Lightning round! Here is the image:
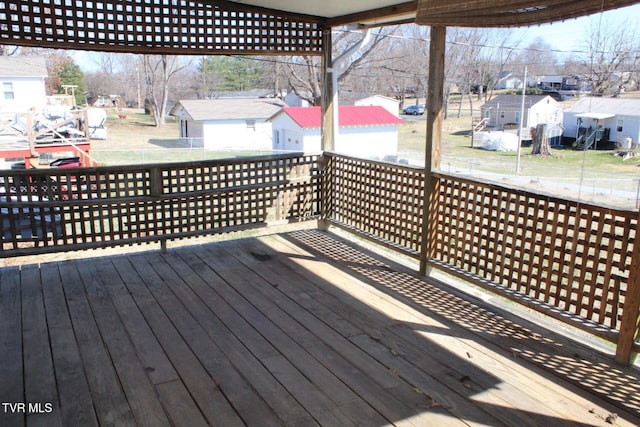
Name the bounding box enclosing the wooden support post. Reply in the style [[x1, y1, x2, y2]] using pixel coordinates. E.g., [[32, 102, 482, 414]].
[[26, 112, 36, 158], [320, 27, 333, 227], [419, 26, 446, 276], [615, 211, 640, 365], [321, 28, 334, 154], [150, 167, 163, 197], [83, 108, 90, 141]]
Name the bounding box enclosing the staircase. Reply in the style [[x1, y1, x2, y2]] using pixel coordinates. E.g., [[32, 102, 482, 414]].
[[576, 128, 604, 150], [471, 118, 489, 148]]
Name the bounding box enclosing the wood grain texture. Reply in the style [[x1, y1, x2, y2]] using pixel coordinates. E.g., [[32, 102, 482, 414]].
[[4, 231, 640, 426]]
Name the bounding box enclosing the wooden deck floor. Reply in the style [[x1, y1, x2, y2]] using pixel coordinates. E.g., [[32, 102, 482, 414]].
[[1, 229, 640, 427]]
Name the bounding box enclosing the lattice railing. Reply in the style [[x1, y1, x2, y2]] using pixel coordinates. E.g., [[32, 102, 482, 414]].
[[323, 153, 639, 353], [0, 153, 321, 256], [0, 0, 324, 55], [323, 153, 425, 255], [2, 152, 638, 361], [429, 174, 637, 335]]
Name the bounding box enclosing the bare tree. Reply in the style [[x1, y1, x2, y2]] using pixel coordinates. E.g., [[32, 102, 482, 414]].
[[441, 28, 521, 118], [143, 55, 191, 127], [284, 55, 323, 105], [282, 27, 400, 105], [394, 25, 429, 105], [512, 37, 560, 81], [578, 16, 640, 96]]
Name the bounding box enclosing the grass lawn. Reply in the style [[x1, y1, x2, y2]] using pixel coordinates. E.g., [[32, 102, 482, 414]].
[[94, 108, 640, 202], [398, 116, 640, 178]]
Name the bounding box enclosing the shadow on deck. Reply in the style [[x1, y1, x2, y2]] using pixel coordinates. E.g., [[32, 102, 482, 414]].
[[1, 229, 639, 426]]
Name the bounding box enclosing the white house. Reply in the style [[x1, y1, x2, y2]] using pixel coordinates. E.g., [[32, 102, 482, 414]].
[[494, 71, 524, 90], [563, 97, 640, 147], [270, 106, 404, 159], [0, 56, 48, 113], [480, 94, 563, 130], [169, 98, 284, 150], [354, 95, 401, 117]]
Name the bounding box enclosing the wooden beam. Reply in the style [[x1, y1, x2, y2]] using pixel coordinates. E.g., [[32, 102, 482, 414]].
[[321, 28, 335, 153], [320, 28, 334, 226], [419, 26, 445, 276], [416, 0, 638, 27], [327, 1, 418, 27], [615, 211, 640, 365]]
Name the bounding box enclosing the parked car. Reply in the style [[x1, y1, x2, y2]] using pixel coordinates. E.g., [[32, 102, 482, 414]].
[[403, 104, 425, 115]]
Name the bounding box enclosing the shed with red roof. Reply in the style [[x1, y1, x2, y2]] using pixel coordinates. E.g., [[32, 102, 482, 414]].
[[270, 106, 403, 159]]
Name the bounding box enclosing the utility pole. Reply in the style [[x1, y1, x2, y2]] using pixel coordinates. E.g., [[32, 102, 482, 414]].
[[516, 66, 527, 174], [136, 67, 141, 109]]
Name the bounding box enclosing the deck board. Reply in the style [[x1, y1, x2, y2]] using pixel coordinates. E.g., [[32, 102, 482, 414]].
[[40, 262, 99, 427], [0, 267, 24, 427], [2, 230, 640, 426], [21, 265, 62, 427]]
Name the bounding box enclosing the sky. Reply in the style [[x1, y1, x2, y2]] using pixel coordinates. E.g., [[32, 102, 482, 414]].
[[516, 4, 640, 54]]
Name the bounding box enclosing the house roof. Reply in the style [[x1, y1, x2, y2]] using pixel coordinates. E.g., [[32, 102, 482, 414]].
[[482, 95, 555, 110], [564, 97, 640, 117], [0, 56, 47, 78], [278, 106, 404, 128], [354, 94, 400, 105], [170, 98, 285, 121]]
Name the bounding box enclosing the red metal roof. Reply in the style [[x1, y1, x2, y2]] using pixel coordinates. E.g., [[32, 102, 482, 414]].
[[282, 106, 403, 128]]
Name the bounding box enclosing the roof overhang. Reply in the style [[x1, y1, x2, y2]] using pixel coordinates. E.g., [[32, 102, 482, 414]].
[[415, 0, 639, 28], [575, 113, 616, 120]]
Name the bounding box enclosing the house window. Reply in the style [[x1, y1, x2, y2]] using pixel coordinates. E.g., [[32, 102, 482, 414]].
[[3, 82, 14, 100], [617, 119, 623, 132], [273, 130, 280, 145], [246, 120, 256, 130]]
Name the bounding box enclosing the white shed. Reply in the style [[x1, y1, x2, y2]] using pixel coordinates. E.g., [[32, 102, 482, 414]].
[[170, 98, 284, 150], [563, 97, 640, 147], [270, 106, 404, 160], [0, 57, 48, 113], [354, 95, 401, 117]]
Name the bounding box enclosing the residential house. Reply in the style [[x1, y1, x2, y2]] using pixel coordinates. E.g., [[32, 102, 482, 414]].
[[170, 98, 284, 150], [537, 75, 589, 92], [494, 71, 524, 90], [480, 94, 563, 130], [563, 97, 640, 148], [0, 56, 48, 113], [270, 106, 404, 159]]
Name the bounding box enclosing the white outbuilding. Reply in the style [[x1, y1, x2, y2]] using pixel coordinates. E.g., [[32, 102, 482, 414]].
[[170, 98, 284, 150], [270, 105, 404, 160]]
